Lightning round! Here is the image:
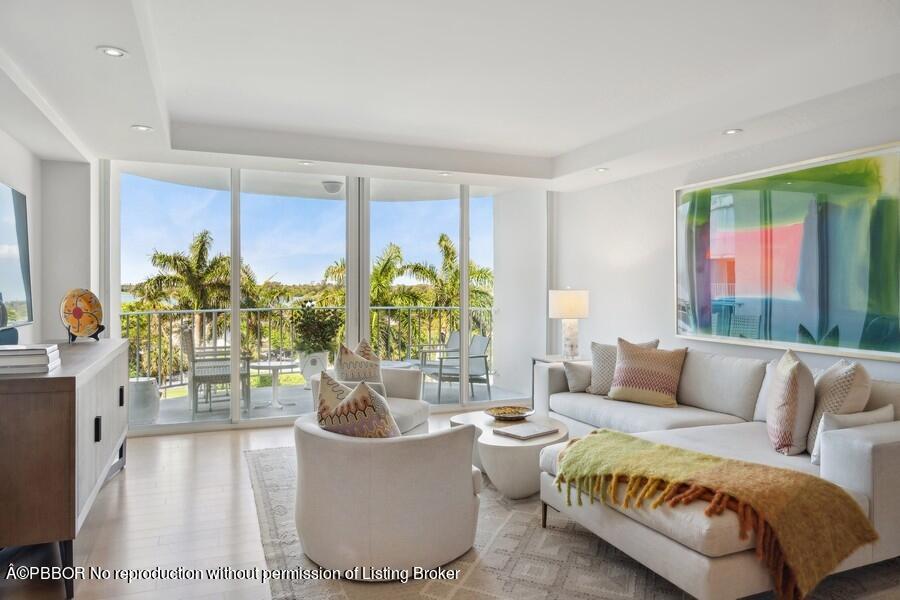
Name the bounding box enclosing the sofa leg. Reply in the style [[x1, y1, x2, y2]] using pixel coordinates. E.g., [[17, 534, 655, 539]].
[[541, 502, 548, 528]]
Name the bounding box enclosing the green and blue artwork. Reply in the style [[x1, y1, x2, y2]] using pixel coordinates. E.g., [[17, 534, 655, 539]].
[[676, 149, 900, 354]]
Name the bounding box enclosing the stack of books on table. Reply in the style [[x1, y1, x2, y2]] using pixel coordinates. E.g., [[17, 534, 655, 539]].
[[0, 343, 61, 375]]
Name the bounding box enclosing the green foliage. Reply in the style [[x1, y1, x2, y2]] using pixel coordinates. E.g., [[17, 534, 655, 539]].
[[290, 301, 344, 354]]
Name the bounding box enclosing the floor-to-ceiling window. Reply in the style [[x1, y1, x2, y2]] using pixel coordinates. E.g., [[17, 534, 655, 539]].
[[119, 164, 534, 432], [119, 164, 234, 427], [239, 170, 347, 420], [369, 179, 462, 405]]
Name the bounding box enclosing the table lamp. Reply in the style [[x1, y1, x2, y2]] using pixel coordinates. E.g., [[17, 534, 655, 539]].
[[549, 289, 589, 359]]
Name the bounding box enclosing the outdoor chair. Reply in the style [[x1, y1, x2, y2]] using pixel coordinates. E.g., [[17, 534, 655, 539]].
[[180, 329, 251, 415], [419, 334, 491, 403]]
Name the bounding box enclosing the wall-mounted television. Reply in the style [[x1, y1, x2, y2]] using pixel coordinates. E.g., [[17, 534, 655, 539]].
[[675, 145, 900, 360], [0, 181, 33, 329]]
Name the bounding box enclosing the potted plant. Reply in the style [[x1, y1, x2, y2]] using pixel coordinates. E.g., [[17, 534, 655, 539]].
[[291, 301, 343, 388]]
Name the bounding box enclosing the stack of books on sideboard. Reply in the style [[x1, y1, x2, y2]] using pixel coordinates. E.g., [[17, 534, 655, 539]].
[[0, 343, 61, 375]]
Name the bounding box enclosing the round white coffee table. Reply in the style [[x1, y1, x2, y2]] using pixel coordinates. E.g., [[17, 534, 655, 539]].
[[450, 411, 568, 499]]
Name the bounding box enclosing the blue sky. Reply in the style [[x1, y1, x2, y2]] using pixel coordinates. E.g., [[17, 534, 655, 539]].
[[121, 174, 494, 287]]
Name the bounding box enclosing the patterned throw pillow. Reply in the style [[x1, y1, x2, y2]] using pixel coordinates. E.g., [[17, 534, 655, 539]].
[[765, 350, 816, 455], [807, 360, 871, 463], [334, 340, 382, 383], [586, 339, 660, 395], [607, 339, 686, 408], [317, 372, 400, 438]]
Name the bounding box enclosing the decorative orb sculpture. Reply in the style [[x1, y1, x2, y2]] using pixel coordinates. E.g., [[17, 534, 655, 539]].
[[60, 288, 105, 342]]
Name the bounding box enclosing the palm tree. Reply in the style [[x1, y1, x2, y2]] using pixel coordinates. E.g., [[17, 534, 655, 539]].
[[404, 233, 494, 329], [134, 230, 257, 344], [404, 233, 493, 306]]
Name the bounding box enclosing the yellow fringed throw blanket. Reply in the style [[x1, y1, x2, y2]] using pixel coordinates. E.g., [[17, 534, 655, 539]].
[[554, 429, 877, 600]]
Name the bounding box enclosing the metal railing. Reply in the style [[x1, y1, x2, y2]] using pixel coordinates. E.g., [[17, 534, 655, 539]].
[[121, 305, 492, 389]]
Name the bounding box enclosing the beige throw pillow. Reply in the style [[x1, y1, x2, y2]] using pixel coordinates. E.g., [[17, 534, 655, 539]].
[[563, 361, 592, 392], [608, 339, 686, 408], [765, 350, 815, 455], [806, 360, 871, 462], [810, 405, 894, 465], [334, 340, 382, 383], [586, 338, 660, 395], [317, 372, 400, 438]]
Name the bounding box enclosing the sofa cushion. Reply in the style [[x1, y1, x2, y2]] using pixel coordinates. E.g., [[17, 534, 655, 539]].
[[807, 360, 872, 463], [586, 339, 659, 395], [386, 397, 430, 434], [865, 379, 900, 416], [677, 350, 766, 421], [549, 392, 743, 433], [563, 360, 592, 392], [765, 350, 816, 455], [539, 423, 869, 558], [608, 339, 687, 408]]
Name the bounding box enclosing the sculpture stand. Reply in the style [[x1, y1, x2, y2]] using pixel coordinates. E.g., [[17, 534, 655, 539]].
[[67, 324, 105, 343]]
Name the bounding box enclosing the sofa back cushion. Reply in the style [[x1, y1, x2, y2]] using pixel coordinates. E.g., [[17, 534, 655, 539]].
[[866, 379, 900, 419], [677, 350, 766, 421]]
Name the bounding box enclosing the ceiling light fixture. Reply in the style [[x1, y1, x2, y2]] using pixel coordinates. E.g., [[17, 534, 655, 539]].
[[437, 171, 452, 177], [594, 167, 609, 173], [97, 45, 128, 58], [722, 128, 743, 136], [322, 181, 344, 194], [297, 160, 315, 166], [130, 124, 154, 132]]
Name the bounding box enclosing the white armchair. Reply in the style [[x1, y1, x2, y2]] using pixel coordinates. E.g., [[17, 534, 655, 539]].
[[294, 418, 481, 576]]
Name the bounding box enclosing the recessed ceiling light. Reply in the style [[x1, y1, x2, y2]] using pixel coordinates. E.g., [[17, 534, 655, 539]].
[[437, 171, 452, 177], [594, 167, 609, 173], [297, 160, 315, 166], [130, 124, 154, 132], [722, 128, 743, 136], [97, 45, 128, 58]]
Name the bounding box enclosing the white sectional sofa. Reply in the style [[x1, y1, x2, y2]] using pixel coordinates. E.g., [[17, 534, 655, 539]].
[[534, 349, 900, 600]]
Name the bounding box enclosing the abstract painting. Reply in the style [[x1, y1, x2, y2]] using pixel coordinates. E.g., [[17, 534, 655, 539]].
[[676, 148, 900, 356]]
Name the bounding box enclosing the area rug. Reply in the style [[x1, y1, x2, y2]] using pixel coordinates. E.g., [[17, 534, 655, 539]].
[[246, 447, 900, 600]]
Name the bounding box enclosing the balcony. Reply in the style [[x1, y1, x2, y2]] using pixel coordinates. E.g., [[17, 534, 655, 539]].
[[122, 305, 524, 427]]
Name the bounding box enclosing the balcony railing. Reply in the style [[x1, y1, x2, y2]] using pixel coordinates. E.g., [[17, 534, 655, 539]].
[[121, 305, 492, 389]]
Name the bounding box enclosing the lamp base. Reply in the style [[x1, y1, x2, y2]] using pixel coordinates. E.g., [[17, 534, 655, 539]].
[[562, 319, 579, 360]]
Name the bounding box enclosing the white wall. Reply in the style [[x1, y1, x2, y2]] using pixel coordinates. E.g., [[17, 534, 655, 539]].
[[0, 127, 42, 343], [553, 106, 900, 382], [493, 188, 548, 396], [41, 160, 92, 341]]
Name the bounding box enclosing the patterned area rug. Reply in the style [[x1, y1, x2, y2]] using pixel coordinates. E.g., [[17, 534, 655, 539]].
[[246, 447, 900, 600]]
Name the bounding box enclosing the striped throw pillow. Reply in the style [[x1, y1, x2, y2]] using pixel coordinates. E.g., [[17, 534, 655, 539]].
[[765, 350, 815, 455], [608, 339, 686, 408], [586, 338, 660, 395]]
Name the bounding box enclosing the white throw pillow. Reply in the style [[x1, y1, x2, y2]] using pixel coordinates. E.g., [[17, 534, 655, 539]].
[[334, 340, 382, 384], [806, 360, 871, 461], [765, 350, 815, 455], [563, 361, 592, 392], [811, 405, 895, 465], [586, 338, 659, 395]]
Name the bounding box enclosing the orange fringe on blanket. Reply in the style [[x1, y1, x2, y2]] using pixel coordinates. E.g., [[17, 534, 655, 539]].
[[558, 474, 802, 600]]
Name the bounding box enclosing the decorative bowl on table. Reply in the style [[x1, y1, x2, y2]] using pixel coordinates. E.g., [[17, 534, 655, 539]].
[[485, 405, 535, 421]]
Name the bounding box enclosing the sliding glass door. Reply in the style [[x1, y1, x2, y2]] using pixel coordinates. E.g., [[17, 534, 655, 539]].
[[369, 179, 462, 406], [119, 164, 235, 427], [239, 170, 347, 421]]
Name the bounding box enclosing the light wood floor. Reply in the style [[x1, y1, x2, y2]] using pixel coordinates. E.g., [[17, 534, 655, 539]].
[[0, 415, 452, 600]]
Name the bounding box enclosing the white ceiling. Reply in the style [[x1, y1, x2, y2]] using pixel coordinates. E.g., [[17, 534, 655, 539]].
[[1, 0, 900, 190]]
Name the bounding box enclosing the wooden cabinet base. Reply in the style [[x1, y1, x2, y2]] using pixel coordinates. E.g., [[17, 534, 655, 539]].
[[0, 339, 129, 597]]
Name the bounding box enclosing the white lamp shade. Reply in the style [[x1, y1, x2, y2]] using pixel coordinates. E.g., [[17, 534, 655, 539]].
[[548, 289, 589, 319]]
